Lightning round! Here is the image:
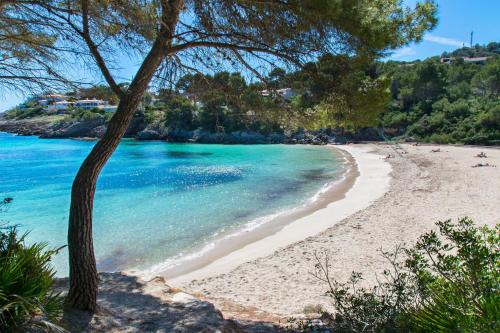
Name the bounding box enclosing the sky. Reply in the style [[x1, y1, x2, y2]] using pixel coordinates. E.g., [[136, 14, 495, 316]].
[[388, 0, 500, 61], [1, 0, 499, 112]]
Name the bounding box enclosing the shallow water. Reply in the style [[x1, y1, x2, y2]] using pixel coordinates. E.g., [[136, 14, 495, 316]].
[[0, 132, 344, 276]]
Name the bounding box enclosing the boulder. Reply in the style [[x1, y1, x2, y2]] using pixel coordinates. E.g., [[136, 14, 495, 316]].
[[136, 129, 161, 140], [44, 118, 105, 138]]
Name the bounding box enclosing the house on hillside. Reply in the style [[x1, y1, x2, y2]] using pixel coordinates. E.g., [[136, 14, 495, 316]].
[[277, 88, 296, 100], [37, 94, 68, 106], [101, 105, 118, 112], [75, 99, 118, 112], [47, 101, 74, 113], [463, 56, 490, 64], [45, 98, 118, 113], [180, 92, 204, 108], [260, 88, 296, 100], [75, 99, 106, 110], [440, 56, 491, 64]]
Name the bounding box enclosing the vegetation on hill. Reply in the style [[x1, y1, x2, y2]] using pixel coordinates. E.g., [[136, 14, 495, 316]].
[[4, 43, 499, 145], [152, 44, 499, 145], [379, 43, 500, 145], [443, 42, 500, 58], [311, 218, 499, 332]]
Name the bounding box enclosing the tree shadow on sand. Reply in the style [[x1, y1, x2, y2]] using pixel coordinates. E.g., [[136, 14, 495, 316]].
[[56, 273, 290, 332]]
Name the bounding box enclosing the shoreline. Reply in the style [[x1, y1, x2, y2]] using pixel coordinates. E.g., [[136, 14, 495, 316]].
[[139, 146, 357, 280], [0, 120, 340, 144], [183, 143, 499, 317], [162, 145, 392, 285]]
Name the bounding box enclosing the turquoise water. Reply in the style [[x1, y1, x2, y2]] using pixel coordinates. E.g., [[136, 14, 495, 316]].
[[0, 132, 345, 276]]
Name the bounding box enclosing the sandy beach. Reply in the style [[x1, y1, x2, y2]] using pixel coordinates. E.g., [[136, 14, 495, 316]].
[[164, 145, 391, 284], [51, 142, 499, 332], [173, 143, 499, 319]]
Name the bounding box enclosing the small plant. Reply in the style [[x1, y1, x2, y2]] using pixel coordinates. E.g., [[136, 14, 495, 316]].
[[313, 218, 499, 332], [0, 198, 65, 332], [312, 246, 417, 332], [303, 304, 324, 315]]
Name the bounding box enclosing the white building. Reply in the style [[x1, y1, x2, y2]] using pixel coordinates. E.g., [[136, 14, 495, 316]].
[[100, 105, 118, 113], [260, 88, 296, 100], [37, 94, 67, 106], [47, 101, 73, 112], [440, 56, 491, 64], [277, 88, 296, 100], [260, 89, 271, 97], [75, 99, 106, 110]]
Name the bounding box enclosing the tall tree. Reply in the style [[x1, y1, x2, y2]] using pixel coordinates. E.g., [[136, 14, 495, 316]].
[[3, 0, 437, 311]]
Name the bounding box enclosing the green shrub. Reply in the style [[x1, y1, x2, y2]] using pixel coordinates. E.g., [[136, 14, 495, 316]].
[[406, 219, 499, 333], [80, 110, 103, 121], [0, 198, 65, 332], [3, 107, 47, 120], [312, 218, 499, 332]]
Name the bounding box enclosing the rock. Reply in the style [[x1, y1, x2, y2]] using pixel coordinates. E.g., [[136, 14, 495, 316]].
[[3, 116, 373, 145], [125, 112, 147, 136], [240, 131, 266, 144], [136, 129, 161, 140], [268, 132, 285, 143], [44, 118, 106, 138], [0, 119, 52, 136], [91, 125, 107, 138], [171, 292, 199, 304], [55, 273, 249, 332]]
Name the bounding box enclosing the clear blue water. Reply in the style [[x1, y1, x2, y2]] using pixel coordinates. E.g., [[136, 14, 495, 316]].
[[0, 132, 344, 276]]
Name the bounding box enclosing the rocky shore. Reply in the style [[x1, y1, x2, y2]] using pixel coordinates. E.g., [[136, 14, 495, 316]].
[[0, 115, 380, 144]]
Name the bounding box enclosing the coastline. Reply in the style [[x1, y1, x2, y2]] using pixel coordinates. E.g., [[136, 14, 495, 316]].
[[0, 117, 378, 144], [138, 146, 358, 280], [161, 145, 392, 285], [182, 143, 499, 318]]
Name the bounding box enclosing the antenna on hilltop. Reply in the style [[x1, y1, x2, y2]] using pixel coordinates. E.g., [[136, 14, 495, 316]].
[[470, 31, 474, 48]]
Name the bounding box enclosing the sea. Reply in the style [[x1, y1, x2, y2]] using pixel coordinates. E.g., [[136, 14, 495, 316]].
[[0, 132, 347, 276]]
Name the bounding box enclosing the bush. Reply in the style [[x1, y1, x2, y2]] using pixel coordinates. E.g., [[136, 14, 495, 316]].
[[312, 218, 499, 332], [406, 218, 498, 332], [80, 110, 103, 121], [3, 107, 47, 120], [0, 198, 65, 332]]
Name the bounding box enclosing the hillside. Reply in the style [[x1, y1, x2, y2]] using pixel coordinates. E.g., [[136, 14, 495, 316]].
[[1, 43, 499, 145], [379, 42, 499, 145]]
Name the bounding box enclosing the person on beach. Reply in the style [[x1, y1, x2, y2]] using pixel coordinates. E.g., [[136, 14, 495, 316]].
[[472, 163, 496, 168], [475, 152, 487, 158]]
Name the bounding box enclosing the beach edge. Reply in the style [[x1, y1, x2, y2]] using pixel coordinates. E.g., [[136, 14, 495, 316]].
[[157, 144, 391, 285]]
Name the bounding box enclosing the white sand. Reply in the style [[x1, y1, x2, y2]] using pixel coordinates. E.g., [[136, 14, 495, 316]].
[[178, 143, 499, 318], [168, 145, 391, 285]]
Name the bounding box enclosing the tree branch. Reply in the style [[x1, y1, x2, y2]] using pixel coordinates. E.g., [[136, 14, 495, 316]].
[[80, 0, 124, 98], [230, 49, 268, 84], [169, 40, 303, 67]]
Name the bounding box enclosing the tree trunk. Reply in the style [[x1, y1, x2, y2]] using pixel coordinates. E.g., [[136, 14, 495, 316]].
[[65, 101, 137, 312], [65, 42, 172, 312], [64, 0, 183, 312]]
